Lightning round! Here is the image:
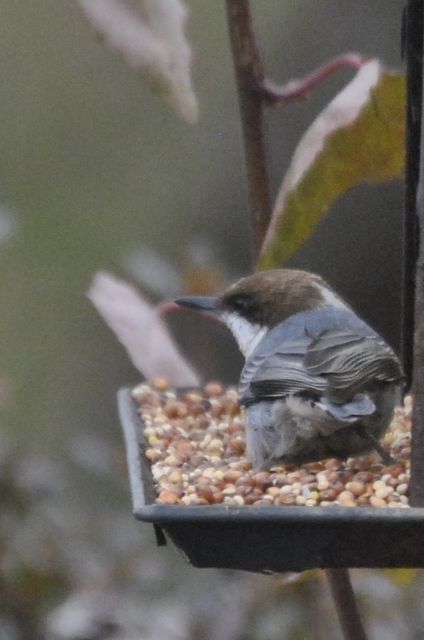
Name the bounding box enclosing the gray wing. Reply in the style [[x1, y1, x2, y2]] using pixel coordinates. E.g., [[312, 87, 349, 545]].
[[242, 328, 404, 406], [303, 330, 404, 401], [240, 333, 325, 404]]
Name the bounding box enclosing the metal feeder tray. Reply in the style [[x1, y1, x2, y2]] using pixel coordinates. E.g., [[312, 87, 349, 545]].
[[118, 387, 424, 573]]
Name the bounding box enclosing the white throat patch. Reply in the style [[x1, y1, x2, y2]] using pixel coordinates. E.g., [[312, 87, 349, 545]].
[[222, 312, 268, 358]]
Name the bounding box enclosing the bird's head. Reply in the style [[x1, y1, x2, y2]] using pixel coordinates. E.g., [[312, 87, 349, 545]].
[[175, 269, 344, 358]]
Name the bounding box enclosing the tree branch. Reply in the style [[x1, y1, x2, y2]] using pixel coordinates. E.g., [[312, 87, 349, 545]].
[[225, 0, 272, 261], [326, 569, 368, 640]]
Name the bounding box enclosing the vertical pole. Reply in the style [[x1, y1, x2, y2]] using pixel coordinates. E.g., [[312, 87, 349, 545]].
[[403, 0, 422, 389], [407, 0, 424, 506]]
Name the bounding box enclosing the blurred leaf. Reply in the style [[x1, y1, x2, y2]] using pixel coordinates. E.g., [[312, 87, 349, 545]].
[[78, 0, 198, 123], [182, 266, 227, 295], [46, 592, 119, 640], [182, 235, 229, 295], [384, 569, 418, 587], [259, 60, 405, 268], [88, 271, 199, 385], [122, 244, 183, 299], [14, 565, 70, 610]]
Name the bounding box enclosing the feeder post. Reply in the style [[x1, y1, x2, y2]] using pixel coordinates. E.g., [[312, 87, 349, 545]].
[[408, 0, 424, 507]]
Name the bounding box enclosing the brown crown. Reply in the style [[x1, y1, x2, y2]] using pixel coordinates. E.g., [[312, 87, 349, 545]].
[[219, 269, 331, 327]]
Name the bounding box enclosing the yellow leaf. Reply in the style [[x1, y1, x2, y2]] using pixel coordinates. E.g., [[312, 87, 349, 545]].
[[259, 60, 405, 269], [384, 568, 419, 587]]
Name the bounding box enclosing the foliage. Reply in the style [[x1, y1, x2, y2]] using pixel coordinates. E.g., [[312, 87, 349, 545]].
[[88, 272, 199, 386], [259, 61, 405, 268], [78, 0, 198, 123]]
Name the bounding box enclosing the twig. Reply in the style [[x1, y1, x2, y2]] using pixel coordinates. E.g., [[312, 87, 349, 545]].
[[225, 0, 272, 261], [259, 53, 365, 107], [326, 569, 368, 640]]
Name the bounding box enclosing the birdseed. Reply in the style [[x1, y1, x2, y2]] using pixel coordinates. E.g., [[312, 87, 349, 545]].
[[132, 379, 412, 508]]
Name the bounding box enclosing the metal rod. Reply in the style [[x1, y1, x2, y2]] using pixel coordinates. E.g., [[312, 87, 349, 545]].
[[411, 270, 424, 506], [407, 0, 424, 506], [403, 1, 422, 392], [225, 0, 272, 262], [326, 569, 368, 640]]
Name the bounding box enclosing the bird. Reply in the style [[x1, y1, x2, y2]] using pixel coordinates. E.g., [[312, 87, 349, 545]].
[[175, 269, 405, 469]]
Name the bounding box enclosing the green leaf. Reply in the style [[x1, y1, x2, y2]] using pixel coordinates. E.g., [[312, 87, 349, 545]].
[[259, 60, 405, 269]]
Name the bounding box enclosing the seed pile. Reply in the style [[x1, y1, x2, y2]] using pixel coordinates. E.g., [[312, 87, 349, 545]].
[[132, 379, 411, 508]]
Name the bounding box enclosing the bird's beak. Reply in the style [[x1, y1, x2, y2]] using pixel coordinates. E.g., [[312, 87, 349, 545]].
[[174, 296, 219, 312]]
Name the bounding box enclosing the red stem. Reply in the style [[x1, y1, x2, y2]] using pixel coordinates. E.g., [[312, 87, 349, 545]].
[[259, 53, 365, 106]]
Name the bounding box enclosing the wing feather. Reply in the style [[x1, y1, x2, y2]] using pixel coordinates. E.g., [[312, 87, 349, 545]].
[[242, 327, 404, 406], [303, 330, 404, 400]]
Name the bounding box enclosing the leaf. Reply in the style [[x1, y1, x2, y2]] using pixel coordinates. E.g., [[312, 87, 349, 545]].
[[122, 244, 184, 298], [383, 569, 418, 587], [259, 60, 405, 268], [78, 0, 198, 124], [88, 271, 199, 386]]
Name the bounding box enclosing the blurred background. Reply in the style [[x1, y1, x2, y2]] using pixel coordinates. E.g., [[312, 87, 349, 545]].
[[0, 1, 419, 639]]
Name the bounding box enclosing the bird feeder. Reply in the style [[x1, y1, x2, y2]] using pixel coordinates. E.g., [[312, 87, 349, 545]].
[[117, 1, 424, 575], [118, 387, 424, 573]]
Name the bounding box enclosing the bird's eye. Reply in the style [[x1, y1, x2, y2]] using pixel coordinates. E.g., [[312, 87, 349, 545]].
[[227, 294, 263, 323], [232, 296, 251, 312]]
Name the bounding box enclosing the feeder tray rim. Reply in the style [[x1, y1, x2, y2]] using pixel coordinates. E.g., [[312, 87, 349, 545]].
[[134, 503, 424, 524]]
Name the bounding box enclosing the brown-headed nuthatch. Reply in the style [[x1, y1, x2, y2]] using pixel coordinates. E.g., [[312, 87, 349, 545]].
[[176, 269, 404, 468]]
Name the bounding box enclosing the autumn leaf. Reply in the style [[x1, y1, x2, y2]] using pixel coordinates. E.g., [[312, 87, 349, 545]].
[[78, 0, 198, 124], [88, 272, 199, 386], [259, 60, 405, 269], [384, 569, 418, 587]]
